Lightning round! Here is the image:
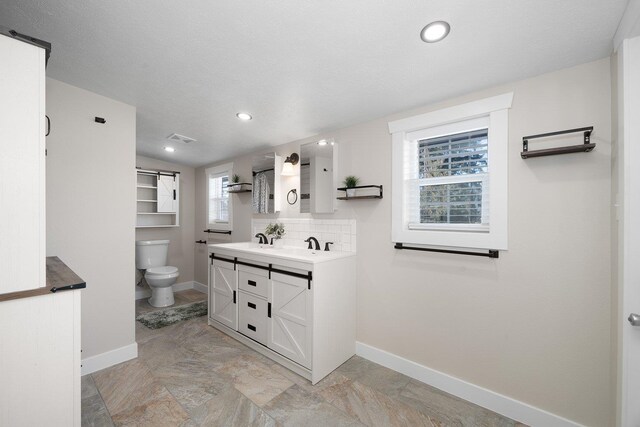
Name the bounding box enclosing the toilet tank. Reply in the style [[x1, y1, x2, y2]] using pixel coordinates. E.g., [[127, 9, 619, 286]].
[[135, 240, 170, 269]]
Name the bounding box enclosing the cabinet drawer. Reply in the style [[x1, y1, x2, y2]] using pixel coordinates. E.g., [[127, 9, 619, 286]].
[[238, 291, 268, 345], [238, 267, 268, 298]]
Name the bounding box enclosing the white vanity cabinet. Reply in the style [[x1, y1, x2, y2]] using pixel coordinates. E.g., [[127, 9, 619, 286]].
[[208, 243, 356, 384], [209, 257, 237, 330]]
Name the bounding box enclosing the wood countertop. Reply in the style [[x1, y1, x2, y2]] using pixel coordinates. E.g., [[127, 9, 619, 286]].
[[0, 256, 86, 302]]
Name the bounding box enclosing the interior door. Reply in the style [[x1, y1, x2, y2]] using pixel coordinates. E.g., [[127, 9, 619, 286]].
[[210, 260, 237, 330], [619, 34, 640, 427], [157, 174, 176, 212], [267, 272, 312, 368]]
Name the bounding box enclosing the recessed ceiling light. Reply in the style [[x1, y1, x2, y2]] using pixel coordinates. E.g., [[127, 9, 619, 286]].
[[236, 112, 252, 121], [317, 139, 327, 146], [420, 21, 450, 43], [164, 146, 175, 153]]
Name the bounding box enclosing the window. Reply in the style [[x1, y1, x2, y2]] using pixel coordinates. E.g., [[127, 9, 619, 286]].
[[389, 93, 513, 250], [206, 163, 233, 230]]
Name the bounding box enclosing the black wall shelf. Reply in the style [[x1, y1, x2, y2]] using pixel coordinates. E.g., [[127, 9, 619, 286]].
[[337, 185, 383, 200], [521, 126, 594, 159], [226, 183, 252, 193]]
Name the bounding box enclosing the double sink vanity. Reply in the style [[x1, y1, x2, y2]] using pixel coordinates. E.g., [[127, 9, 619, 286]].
[[207, 242, 355, 384]]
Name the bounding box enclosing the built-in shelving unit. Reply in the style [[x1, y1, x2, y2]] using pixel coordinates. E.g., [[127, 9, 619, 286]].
[[337, 185, 383, 200], [136, 168, 180, 228]]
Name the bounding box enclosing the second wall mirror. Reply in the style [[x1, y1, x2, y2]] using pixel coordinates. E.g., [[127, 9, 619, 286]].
[[300, 140, 337, 214], [252, 152, 281, 214]]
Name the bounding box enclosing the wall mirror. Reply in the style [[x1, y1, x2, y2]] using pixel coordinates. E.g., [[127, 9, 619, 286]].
[[300, 140, 337, 214], [252, 152, 281, 214]]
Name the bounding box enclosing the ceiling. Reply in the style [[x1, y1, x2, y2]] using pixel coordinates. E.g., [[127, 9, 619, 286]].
[[0, 1, 628, 167]]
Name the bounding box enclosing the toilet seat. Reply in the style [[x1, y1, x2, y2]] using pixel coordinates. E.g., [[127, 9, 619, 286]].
[[146, 266, 178, 276]]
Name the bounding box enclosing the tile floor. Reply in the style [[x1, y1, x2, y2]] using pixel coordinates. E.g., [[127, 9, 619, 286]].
[[82, 290, 527, 426]]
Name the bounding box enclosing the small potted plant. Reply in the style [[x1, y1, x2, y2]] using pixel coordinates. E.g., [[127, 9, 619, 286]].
[[343, 175, 360, 198], [228, 174, 247, 192], [264, 222, 286, 248]]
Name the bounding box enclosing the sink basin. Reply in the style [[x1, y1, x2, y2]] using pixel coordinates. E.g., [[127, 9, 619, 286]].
[[209, 242, 354, 263]]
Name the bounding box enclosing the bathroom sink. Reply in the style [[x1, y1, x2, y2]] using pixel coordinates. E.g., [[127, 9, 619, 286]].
[[209, 242, 354, 263]]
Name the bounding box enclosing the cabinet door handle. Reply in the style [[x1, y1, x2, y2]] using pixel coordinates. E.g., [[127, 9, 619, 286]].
[[268, 302, 271, 318], [247, 324, 256, 332], [248, 302, 256, 309], [247, 280, 257, 287], [233, 290, 236, 304]]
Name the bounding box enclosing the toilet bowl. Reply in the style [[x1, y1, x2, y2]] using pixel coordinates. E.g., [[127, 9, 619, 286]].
[[145, 266, 179, 307], [135, 240, 180, 308]]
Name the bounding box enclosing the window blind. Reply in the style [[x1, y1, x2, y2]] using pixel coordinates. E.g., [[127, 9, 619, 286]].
[[406, 127, 490, 231]]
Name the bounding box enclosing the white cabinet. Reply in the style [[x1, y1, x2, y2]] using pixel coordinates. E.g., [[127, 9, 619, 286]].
[[209, 258, 237, 330], [268, 272, 312, 368], [0, 33, 46, 294], [207, 246, 355, 384], [136, 169, 180, 227]]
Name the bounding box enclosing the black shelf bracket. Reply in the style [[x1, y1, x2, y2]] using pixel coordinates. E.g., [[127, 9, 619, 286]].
[[394, 243, 499, 259], [521, 126, 594, 159]]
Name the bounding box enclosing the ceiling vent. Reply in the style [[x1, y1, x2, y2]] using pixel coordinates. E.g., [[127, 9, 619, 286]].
[[166, 133, 196, 144]]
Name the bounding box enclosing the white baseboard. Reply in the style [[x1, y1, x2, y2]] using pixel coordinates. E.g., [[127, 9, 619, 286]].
[[135, 281, 207, 300], [193, 281, 208, 294], [81, 342, 138, 376], [355, 342, 583, 427]]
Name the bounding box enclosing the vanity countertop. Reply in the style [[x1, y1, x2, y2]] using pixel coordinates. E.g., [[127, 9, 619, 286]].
[[209, 242, 355, 265], [0, 256, 86, 302]]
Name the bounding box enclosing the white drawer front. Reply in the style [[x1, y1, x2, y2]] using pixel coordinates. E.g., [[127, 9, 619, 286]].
[[238, 291, 268, 345], [238, 268, 269, 298]]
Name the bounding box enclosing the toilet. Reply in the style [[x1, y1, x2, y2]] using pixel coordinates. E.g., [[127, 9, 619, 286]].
[[135, 240, 180, 307]]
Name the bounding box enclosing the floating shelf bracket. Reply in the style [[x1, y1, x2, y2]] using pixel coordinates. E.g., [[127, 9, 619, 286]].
[[521, 126, 594, 159]]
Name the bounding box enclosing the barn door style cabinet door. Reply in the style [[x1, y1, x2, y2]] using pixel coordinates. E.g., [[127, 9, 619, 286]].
[[209, 258, 238, 330], [208, 245, 356, 384], [268, 272, 313, 368], [0, 31, 46, 294]]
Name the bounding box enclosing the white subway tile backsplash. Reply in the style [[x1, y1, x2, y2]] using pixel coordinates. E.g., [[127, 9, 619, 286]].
[[251, 218, 356, 252]]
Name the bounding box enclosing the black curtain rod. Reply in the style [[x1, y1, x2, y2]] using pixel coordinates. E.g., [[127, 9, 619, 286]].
[[394, 243, 499, 259], [252, 168, 274, 176]]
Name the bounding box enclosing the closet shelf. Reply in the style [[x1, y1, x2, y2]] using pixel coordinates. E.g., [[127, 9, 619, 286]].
[[136, 185, 157, 189], [521, 126, 594, 159], [336, 185, 383, 200], [136, 199, 157, 203]]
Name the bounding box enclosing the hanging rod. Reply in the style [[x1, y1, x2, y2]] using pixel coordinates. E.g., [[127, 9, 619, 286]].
[[204, 229, 232, 235], [252, 168, 274, 176], [394, 243, 499, 259], [521, 126, 594, 159]]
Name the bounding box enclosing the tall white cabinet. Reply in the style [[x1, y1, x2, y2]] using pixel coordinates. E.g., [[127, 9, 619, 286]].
[[0, 31, 82, 427], [0, 32, 46, 294]]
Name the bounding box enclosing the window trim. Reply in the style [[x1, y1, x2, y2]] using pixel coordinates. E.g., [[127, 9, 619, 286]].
[[389, 93, 513, 250], [206, 162, 233, 231]]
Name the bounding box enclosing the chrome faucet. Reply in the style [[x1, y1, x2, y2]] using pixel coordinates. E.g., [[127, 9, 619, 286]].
[[304, 236, 320, 250], [255, 233, 268, 244]]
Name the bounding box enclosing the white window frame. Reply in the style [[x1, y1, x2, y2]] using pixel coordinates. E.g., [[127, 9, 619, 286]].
[[389, 93, 513, 250], [206, 162, 233, 231]]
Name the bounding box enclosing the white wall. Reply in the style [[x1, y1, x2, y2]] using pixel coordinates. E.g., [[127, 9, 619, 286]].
[[135, 156, 196, 288], [195, 58, 612, 426], [46, 79, 136, 363]]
